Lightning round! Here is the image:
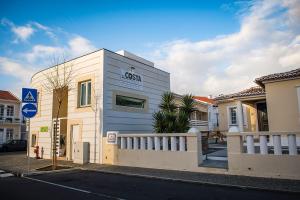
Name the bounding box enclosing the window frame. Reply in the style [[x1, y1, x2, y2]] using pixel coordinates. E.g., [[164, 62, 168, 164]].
[[79, 80, 92, 107], [6, 105, 14, 117], [0, 104, 4, 117], [228, 106, 238, 125], [112, 90, 149, 113], [116, 95, 146, 109]]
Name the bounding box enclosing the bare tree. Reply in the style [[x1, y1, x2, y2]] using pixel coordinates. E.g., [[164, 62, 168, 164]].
[[43, 56, 73, 170], [91, 85, 101, 163]]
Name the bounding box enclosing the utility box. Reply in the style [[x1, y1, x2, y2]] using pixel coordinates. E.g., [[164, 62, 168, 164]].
[[73, 142, 89, 164]]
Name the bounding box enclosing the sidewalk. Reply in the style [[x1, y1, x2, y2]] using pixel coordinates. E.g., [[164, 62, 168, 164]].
[[1, 152, 300, 193]]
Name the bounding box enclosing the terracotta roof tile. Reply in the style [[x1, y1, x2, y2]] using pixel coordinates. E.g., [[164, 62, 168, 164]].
[[193, 96, 215, 104], [0, 90, 20, 102], [214, 86, 265, 101], [255, 68, 300, 86]]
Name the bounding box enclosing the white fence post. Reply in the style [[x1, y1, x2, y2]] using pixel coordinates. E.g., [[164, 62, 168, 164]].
[[273, 135, 282, 155], [246, 135, 255, 154], [259, 135, 268, 155], [140, 137, 146, 150], [120, 137, 126, 149], [179, 136, 185, 151], [127, 137, 132, 150], [162, 136, 168, 151], [171, 136, 176, 151], [288, 134, 297, 155], [154, 136, 160, 151], [133, 137, 139, 150], [147, 136, 153, 150]]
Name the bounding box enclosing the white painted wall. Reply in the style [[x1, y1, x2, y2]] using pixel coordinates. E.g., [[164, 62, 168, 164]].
[[102, 50, 170, 135], [29, 49, 170, 163]]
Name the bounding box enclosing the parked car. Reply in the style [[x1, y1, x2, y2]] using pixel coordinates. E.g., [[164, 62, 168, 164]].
[[1, 140, 27, 152]]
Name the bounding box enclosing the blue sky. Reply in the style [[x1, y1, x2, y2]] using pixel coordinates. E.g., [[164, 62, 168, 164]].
[[1, 0, 300, 96], [0, 0, 239, 53]]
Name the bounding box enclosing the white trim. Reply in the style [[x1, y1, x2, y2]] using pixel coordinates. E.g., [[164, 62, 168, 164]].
[[79, 80, 92, 107], [227, 106, 238, 127], [242, 104, 248, 128]]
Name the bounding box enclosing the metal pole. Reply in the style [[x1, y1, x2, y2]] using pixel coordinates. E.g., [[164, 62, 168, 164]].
[[27, 118, 30, 174]]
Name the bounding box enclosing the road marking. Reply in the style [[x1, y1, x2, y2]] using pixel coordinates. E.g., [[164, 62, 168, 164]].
[[22, 176, 126, 200], [0, 173, 14, 178]]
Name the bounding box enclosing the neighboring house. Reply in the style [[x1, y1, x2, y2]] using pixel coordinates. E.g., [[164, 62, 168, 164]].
[[0, 90, 25, 147], [29, 49, 170, 163], [215, 68, 300, 145], [173, 94, 209, 132], [193, 96, 218, 131]]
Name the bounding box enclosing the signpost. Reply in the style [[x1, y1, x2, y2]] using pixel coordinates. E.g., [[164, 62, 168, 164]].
[[22, 88, 38, 174]]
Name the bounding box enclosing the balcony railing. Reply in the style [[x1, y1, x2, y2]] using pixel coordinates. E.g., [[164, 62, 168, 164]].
[[189, 120, 209, 131], [0, 117, 24, 125]]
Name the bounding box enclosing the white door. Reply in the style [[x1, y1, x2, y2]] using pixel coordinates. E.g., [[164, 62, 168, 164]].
[[71, 125, 80, 160]]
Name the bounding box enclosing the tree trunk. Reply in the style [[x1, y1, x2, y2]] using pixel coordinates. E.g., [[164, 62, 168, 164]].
[[52, 102, 61, 170]]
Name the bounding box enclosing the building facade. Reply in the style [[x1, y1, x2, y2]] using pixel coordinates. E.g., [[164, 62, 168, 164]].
[[215, 68, 300, 144], [29, 49, 170, 163], [0, 90, 25, 147]]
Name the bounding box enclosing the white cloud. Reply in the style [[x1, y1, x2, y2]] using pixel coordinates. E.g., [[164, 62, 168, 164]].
[[0, 57, 36, 85], [68, 35, 97, 57], [12, 25, 35, 42], [150, 0, 300, 96], [23, 35, 96, 64], [24, 45, 64, 63], [1, 18, 35, 42]]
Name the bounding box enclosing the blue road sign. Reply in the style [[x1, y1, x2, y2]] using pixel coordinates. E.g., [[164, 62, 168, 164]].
[[22, 88, 37, 103], [22, 103, 37, 118]]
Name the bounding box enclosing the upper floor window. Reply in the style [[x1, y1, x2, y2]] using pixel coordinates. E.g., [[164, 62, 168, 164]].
[[79, 80, 91, 107], [6, 105, 14, 117], [0, 104, 4, 117], [229, 107, 237, 125]]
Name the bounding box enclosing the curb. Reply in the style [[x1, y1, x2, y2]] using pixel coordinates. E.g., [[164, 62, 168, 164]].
[[80, 167, 300, 194]]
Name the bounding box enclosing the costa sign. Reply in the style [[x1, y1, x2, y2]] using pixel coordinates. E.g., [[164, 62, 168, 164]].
[[120, 69, 143, 90], [121, 71, 142, 82]]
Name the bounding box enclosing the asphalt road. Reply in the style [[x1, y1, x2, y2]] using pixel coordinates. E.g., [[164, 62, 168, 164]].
[[0, 170, 299, 200]]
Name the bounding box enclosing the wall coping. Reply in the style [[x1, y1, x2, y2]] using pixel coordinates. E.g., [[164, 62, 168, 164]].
[[118, 133, 198, 137], [226, 131, 300, 136]]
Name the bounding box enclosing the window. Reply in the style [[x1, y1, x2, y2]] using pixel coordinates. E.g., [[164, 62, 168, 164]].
[[79, 80, 91, 107], [229, 107, 237, 125], [242, 104, 248, 127], [6, 129, 13, 141], [31, 134, 37, 147], [116, 95, 146, 108], [0, 104, 4, 117], [6, 105, 14, 116]]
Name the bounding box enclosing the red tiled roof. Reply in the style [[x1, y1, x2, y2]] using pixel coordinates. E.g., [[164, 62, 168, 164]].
[[214, 86, 265, 101], [255, 68, 300, 87], [193, 96, 215, 104], [0, 90, 20, 102]]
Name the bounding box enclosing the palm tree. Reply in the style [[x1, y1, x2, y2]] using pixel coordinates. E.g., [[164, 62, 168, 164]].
[[153, 92, 195, 133]]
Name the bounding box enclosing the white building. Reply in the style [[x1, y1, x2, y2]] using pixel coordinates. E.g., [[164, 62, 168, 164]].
[[0, 90, 26, 147], [29, 49, 170, 163], [193, 96, 218, 131]]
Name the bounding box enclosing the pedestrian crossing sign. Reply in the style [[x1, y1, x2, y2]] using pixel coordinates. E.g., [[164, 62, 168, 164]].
[[22, 88, 37, 103]]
